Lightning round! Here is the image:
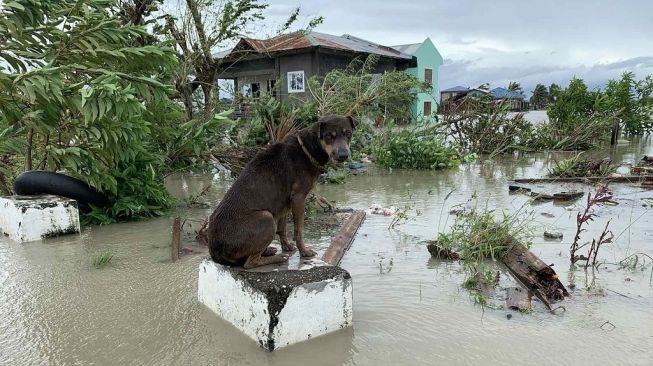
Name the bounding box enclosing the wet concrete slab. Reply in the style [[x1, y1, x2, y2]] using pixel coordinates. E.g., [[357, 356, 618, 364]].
[[198, 257, 353, 351]]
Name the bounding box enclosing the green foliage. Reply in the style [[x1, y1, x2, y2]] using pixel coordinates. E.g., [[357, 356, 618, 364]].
[[437, 205, 533, 263], [547, 154, 614, 178], [547, 73, 653, 137], [307, 54, 430, 123], [373, 123, 459, 169], [237, 94, 318, 146], [0, 0, 179, 223], [547, 78, 604, 131], [319, 166, 348, 184], [442, 94, 534, 155], [602, 72, 653, 135], [91, 249, 114, 268], [529, 84, 550, 110], [350, 120, 377, 160]]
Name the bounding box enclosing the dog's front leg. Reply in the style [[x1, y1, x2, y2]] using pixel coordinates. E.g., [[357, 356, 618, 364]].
[[291, 193, 316, 257]]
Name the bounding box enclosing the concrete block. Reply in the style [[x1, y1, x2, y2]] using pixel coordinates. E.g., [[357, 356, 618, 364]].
[[198, 258, 353, 351], [0, 195, 80, 242]]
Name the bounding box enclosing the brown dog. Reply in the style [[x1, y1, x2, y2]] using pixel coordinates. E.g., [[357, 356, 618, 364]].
[[208, 115, 356, 269]]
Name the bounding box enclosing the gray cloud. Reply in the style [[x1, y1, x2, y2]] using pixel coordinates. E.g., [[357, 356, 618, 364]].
[[259, 0, 653, 93]]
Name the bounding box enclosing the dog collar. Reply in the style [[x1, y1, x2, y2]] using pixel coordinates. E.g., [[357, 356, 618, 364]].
[[297, 135, 326, 173]]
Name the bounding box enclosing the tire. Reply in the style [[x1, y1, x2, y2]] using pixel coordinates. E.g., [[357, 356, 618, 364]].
[[14, 171, 109, 211]]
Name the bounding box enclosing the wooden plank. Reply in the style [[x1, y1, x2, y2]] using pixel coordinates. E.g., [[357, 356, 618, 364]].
[[172, 217, 181, 262], [322, 211, 366, 266], [501, 243, 569, 310], [513, 176, 649, 184]]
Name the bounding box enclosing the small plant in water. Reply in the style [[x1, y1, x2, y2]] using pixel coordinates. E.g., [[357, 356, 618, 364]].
[[570, 184, 614, 266], [92, 249, 114, 268]]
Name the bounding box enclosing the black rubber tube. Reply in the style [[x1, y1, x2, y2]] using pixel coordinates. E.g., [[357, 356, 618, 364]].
[[14, 171, 109, 211]]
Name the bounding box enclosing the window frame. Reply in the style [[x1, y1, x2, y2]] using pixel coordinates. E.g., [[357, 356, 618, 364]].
[[287, 71, 305, 93], [424, 68, 433, 85]]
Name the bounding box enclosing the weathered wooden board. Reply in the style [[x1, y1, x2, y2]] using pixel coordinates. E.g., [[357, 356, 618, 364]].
[[322, 211, 366, 266], [501, 243, 569, 310]]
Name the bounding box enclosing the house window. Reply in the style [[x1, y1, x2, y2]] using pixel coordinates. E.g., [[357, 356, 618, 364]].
[[424, 101, 432, 116], [287, 71, 305, 93], [424, 68, 433, 85]]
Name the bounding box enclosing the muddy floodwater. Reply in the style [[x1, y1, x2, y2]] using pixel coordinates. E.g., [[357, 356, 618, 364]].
[[2, 138, 652, 365]]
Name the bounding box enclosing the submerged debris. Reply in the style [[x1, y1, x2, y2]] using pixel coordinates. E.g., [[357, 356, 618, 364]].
[[548, 155, 615, 178], [543, 231, 563, 240], [506, 287, 532, 312], [426, 241, 462, 260]]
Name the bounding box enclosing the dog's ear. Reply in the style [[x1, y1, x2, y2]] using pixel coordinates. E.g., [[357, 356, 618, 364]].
[[347, 115, 357, 130]]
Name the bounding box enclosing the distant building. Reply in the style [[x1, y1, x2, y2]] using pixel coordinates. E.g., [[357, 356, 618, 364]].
[[392, 38, 443, 121], [489, 87, 529, 111], [440, 86, 488, 104], [214, 31, 416, 105], [440, 86, 529, 111]]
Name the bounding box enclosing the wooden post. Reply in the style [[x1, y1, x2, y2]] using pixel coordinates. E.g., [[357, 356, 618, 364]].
[[322, 211, 366, 266], [172, 217, 181, 262]]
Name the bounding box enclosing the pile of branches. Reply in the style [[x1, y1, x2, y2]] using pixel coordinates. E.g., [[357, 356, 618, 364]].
[[548, 155, 615, 178], [210, 146, 261, 176]]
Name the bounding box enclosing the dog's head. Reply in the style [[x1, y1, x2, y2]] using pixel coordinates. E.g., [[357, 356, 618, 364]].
[[316, 115, 357, 163]]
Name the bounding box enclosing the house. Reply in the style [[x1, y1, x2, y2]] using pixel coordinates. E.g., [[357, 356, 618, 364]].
[[440, 86, 529, 111], [214, 31, 416, 105], [391, 38, 443, 121], [440, 86, 488, 103], [489, 87, 529, 111]]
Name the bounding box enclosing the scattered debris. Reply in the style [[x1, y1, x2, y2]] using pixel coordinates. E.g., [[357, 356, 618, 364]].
[[501, 243, 569, 310], [541, 212, 556, 218], [365, 203, 397, 216], [426, 241, 462, 260], [552, 191, 585, 201], [464, 270, 500, 296], [642, 198, 653, 207], [509, 185, 531, 193], [506, 287, 532, 311], [544, 231, 563, 240], [548, 155, 614, 178]]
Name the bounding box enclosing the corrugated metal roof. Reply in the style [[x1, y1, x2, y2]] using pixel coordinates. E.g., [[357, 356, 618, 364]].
[[391, 43, 421, 55], [214, 31, 414, 60], [490, 87, 525, 99], [441, 86, 470, 92]]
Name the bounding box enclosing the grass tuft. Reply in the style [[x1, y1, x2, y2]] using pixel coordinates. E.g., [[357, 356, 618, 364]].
[[91, 249, 114, 268]]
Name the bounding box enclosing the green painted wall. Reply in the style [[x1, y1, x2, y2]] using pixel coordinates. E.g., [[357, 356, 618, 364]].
[[405, 38, 443, 122]]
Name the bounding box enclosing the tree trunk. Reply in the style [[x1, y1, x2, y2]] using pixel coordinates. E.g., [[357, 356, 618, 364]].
[[25, 128, 34, 171], [201, 83, 214, 117]]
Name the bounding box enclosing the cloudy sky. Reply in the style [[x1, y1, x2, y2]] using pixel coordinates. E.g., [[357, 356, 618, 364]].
[[259, 0, 653, 94]]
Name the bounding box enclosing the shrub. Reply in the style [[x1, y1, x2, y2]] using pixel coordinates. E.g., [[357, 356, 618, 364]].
[[442, 95, 533, 155], [373, 124, 459, 169]]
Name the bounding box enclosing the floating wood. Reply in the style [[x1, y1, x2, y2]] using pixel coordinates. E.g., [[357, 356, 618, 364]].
[[426, 242, 461, 260], [322, 211, 366, 266], [501, 243, 569, 310], [506, 287, 532, 311], [552, 191, 585, 201], [513, 176, 648, 184], [172, 217, 181, 262]]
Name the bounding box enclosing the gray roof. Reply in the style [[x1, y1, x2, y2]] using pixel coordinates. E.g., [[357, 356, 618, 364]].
[[213, 31, 414, 61], [441, 86, 470, 93], [391, 43, 421, 55]]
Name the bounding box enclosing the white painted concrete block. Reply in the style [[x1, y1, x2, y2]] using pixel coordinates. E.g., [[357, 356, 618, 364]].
[[198, 258, 353, 351], [0, 195, 80, 242]]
